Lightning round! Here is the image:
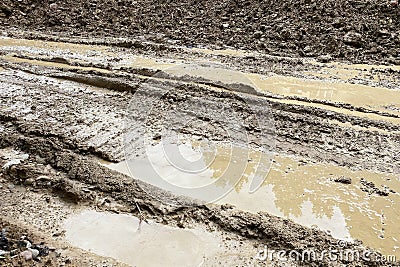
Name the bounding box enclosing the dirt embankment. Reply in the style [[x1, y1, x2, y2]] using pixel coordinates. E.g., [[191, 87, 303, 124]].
[[1, 0, 400, 64]]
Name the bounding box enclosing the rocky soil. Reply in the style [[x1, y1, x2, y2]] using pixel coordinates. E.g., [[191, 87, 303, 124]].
[[1, 0, 400, 64]]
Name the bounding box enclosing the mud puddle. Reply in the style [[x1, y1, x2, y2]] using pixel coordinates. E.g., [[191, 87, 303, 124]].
[[101, 139, 273, 202], [0, 37, 179, 71], [101, 139, 400, 258], [2, 37, 400, 122], [64, 210, 220, 267], [1, 55, 112, 73], [248, 74, 400, 117], [222, 155, 400, 258], [165, 64, 400, 123]]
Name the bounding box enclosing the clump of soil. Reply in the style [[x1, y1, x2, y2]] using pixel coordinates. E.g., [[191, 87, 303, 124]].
[[1, 0, 400, 64]]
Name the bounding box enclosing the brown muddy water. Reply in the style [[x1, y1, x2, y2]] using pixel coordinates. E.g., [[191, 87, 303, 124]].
[[248, 74, 400, 117], [101, 139, 400, 258], [64, 210, 220, 267]]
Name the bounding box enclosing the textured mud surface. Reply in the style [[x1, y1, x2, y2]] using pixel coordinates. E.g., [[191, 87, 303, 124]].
[[0, 1, 400, 266], [0, 34, 399, 266]]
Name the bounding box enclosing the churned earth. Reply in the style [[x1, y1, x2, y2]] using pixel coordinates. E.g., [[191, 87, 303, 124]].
[[0, 1, 400, 266], [1, 0, 400, 64]]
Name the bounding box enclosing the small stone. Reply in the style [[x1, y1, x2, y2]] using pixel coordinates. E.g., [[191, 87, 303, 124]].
[[36, 175, 52, 182], [20, 250, 33, 261], [334, 176, 352, 184], [49, 3, 58, 9], [24, 178, 35, 186], [253, 30, 263, 39], [343, 31, 363, 47], [29, 248, 40, 259], [317, 54, 332, 63], [222, 23, 229, 28]]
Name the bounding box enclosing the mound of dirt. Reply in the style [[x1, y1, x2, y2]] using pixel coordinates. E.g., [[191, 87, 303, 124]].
[[1, 0, 400, 64]]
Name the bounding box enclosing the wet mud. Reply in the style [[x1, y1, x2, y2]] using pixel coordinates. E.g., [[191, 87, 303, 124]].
[[0, 31, 399, 267]]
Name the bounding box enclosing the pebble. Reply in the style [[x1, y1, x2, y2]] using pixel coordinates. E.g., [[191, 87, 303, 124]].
[[24, 178, 35, 186], [253, 31, 263, 39], [334, 176, 352, 184], [29, 248, 40, 259], [317, 54, 332, 63], [343, 31, 363, 46], [36, 175, 52, 182], [20, 250, 33, 261], [49, 3, 58, 9]]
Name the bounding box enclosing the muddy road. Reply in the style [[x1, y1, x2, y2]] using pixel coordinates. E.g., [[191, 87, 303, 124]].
[[0, 10, 400, 267]]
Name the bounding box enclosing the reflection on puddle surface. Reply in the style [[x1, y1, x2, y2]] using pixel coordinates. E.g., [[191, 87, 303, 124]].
[[248, 74, 400, 117], [0, 37, 108, 53], [103, 140, 273, 202], [64, 210, 219, 267], [101, 141, 400, 258], [165, 64, 252, 86]]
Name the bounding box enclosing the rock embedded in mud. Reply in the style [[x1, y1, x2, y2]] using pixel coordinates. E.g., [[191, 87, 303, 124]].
[[24, 178, 35, 186], [49, 3, 58, 10], [317, 54, 332, 63], [253, 31, 263, 39], [343, 31, 363, 47], [28, 248, 39, 259], [334, 176, 352, 184], [32, 243, 49, 257], [20, 250, 33, 261]]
